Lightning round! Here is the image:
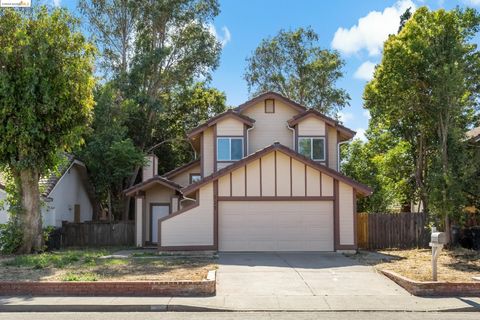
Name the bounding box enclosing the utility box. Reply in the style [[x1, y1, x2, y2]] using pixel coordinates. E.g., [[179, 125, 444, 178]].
[[431, 232, 447, 245]]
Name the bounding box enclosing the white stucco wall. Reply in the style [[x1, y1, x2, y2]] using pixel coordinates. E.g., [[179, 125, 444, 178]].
[[47, 164, 93, 227]]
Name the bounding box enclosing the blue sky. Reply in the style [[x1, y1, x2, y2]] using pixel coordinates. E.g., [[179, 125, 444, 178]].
[[53, 0, 480, 140]]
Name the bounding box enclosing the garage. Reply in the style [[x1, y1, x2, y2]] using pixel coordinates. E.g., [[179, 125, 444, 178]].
[[219, 201, 334, 252]]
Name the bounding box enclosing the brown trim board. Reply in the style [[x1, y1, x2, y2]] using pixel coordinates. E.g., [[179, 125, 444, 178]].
[[181, 143, 372, 196], [217, 196, 335, 201]]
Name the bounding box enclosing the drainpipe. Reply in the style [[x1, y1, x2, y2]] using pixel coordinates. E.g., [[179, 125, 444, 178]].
[[287, 124, 295, 149], [246, 125, 255, 154], [337, 139, 352, 172]]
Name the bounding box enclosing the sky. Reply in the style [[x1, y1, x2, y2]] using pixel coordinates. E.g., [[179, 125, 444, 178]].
[[51, 0, 480, 141]]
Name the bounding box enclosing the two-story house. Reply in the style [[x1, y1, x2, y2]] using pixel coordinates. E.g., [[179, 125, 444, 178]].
[[125, 92, 371, 252]]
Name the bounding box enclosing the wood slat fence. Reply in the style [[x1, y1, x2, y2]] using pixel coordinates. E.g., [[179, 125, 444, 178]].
[[61, 221, 134, 247], [357, 212, 429, 249]]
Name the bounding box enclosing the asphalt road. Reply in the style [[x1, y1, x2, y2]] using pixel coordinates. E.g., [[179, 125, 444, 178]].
[[0, 312, 478, 320]]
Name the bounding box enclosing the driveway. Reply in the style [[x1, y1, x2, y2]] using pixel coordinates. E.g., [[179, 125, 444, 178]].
[[217, 252, 408, 296]]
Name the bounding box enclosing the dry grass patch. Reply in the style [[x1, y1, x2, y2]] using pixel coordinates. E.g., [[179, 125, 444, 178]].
[[353, 248, 480, 282], [0, 249, 216, 282]]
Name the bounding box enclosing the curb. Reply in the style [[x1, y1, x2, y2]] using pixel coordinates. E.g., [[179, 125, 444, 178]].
[[1, 304, 479, 313]]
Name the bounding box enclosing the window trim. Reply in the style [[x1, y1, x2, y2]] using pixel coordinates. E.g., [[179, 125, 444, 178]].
[[189, 173, 202, 184], [264, 99, 275, 113], [298, 136, 326, 161], [216, 137, 244, 162]]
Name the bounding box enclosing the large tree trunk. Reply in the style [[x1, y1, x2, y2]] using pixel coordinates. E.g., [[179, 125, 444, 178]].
[[122, 165, 141, 221], [17, 168, 43, 253]]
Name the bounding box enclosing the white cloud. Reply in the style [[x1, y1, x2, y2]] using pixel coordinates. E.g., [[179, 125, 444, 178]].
[[338, 112, 354, 124], [332, 0, 416, 56], [53, 0, 61, 6], [207, 24, 231, 47], [355, 128, 368, 142], [464, 0, 480, 6], [354, 61, 376, 81]]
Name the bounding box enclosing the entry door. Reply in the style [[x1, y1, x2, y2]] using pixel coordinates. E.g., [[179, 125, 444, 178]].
[[151, 205, 169, 243]]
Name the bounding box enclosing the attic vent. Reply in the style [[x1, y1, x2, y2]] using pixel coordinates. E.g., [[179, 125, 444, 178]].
[[265, 99, 275, 113]]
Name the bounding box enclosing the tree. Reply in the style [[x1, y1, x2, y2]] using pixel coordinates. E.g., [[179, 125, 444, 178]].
[[0, 7, 95, 252], [78, 83, 145, 220], [80, 0, 223, 220], [244, 27, 350, 115], [364, 7, 480, 241]]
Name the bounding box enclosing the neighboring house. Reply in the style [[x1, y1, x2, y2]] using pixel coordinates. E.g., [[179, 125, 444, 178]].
[[0, 179, 8, 224], [125, 92, 372, 252], [0, 155, 96, 227]]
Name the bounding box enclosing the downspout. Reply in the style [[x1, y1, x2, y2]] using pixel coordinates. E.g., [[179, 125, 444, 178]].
[[287, 124, 295, 149], [246, 125, 255, 154], [337, 139, 352, 172]]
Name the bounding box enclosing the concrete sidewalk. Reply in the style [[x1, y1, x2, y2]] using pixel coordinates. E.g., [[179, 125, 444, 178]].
[[1, 295, 480, 312]]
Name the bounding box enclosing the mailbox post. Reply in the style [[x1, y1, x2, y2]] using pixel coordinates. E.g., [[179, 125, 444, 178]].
[[429, 228, 446, 281]]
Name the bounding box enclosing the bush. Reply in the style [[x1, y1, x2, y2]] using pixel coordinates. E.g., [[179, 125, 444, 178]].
[[0, 220, 23, 254]]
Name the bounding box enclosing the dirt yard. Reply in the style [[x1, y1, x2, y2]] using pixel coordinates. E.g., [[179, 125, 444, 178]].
[[353, 248, 480, 282], [0, 249, 216, 282]]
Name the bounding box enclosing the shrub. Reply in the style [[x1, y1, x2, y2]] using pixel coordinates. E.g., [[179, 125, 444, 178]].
[[0, 220, 22, 254]]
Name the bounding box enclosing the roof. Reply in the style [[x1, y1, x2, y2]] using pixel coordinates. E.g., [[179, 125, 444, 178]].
[[181, 142, 372, 196], [124, 176, 183, 197], [187, 109, 255, 139], [234, 91, 307, 113], [287, 109, 356, 139], [162, 159, 200, 179], [467, 126, 480, 142], [39, 154, 76, 197], [39, 154, 96, 206]]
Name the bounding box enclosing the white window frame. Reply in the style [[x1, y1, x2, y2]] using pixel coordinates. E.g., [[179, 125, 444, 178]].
[[298, 137, 326, 161], [217, 137, 244, 161]]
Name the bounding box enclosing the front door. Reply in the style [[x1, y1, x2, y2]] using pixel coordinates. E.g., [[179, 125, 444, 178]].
[[151, 204, 170, 244]]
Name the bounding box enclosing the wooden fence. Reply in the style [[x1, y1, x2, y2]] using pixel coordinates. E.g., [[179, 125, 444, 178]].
[[357, 212, 430, 249], [61, 221, 134, 247]]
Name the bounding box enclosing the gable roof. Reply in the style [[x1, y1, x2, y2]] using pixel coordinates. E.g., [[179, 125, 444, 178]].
[[162, 158, 201, 179], [187, 109, 255, 139], [234, 91, 307, 113], [288, 109, 356, 139], [124, 175, 183, 197], [39, 155, 96, 207], [181, 142, 372, 196]]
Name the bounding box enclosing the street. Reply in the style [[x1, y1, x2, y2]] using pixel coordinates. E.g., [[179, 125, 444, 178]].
[[0, 312, 478, 320]]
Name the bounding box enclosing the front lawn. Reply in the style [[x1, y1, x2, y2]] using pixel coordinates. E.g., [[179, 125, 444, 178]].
[[0, 248, 216, 282], [353, 248, 480, 282]]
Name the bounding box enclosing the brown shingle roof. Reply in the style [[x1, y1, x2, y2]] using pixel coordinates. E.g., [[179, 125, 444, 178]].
[[187, 109, 255, 139], [162, 159, 200, 179], [181, 142, 372, 196], [287, 109, 356, 139], [124, 176, 183, 197]]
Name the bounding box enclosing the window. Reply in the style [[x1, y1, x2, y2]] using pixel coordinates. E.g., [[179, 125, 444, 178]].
[[298, 137, 325, 161], [189, 173, 202, 184], [265, 99, 275, 113], [217, 137, 244, 161]]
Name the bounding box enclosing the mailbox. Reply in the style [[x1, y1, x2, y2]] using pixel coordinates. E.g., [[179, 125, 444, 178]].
[[431, 232, 446, 245]]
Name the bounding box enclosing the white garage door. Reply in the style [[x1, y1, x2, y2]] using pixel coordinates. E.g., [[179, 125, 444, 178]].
[[219, 201, 334, 252]]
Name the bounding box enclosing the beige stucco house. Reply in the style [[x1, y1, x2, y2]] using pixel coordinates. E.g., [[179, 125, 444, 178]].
[[125, 92, 372, 252]]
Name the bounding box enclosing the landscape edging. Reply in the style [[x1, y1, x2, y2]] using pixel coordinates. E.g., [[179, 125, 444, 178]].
[[381, 269, 480, 297], [0, 270, 216, 297]]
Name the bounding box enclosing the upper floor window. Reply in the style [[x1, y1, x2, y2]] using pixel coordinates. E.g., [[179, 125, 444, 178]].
[[298, 137, 325, 161], [217, 137, 244, 161], [265, 99, 275, 113]]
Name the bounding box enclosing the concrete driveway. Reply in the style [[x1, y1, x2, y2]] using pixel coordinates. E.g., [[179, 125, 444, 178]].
[[217, 252, 408, 296]]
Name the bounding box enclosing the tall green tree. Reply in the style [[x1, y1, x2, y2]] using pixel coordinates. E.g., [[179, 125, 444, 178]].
[[364, 7, 480, 241], [78, 83, 145, 220], [0, 7, 95, 252], [80, 0, 223, 220], [244, 27, 350, 115]]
